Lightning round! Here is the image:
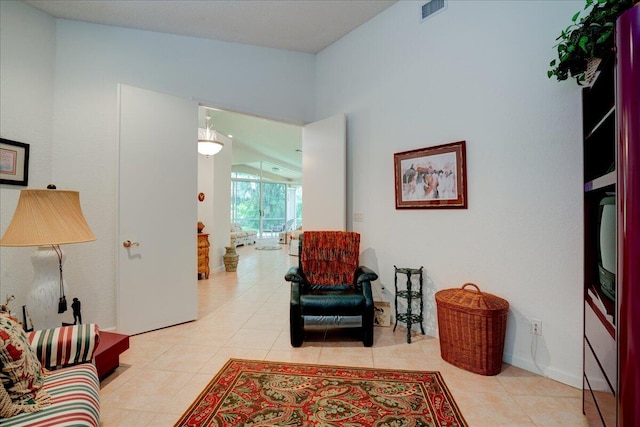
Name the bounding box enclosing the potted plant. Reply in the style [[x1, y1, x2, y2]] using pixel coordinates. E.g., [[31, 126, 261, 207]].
[[548, 0, 635, 85]]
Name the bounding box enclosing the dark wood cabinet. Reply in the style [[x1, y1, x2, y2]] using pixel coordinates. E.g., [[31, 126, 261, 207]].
[[582, 7, 639, 426], [198, 233, 210, 279]]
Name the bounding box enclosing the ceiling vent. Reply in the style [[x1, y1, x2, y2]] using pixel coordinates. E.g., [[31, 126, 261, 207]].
[[421, 0, 447, 22]]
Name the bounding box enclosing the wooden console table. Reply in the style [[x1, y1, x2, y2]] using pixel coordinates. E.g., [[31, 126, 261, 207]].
[[94, 331, 130, 381], [198, 232, 210, 279]]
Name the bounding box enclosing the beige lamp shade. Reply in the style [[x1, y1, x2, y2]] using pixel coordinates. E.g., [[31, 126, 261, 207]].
[[0, 189, 96, 246]]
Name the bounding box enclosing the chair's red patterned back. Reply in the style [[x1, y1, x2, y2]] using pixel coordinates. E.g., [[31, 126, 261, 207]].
[[301, 231, 360, 286]]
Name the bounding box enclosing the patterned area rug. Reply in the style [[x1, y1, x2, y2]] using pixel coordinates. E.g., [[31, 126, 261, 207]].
[[175, 359, 467, 426]]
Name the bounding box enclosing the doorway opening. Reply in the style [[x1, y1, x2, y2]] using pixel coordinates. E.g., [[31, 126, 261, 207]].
[[198, 106, 303, 238]]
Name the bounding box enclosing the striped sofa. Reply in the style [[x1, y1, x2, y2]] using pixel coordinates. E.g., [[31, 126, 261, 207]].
[[1, 324, 100, 427]]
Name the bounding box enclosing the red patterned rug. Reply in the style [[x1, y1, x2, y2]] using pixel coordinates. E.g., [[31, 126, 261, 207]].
[[175, 358, 467, 426]]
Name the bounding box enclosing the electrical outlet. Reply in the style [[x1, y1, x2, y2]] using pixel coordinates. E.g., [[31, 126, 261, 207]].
[[531, 319, 542, 336]]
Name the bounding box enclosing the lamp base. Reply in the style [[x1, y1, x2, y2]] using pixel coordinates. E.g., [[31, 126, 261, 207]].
[[27, 246, 68, 329]]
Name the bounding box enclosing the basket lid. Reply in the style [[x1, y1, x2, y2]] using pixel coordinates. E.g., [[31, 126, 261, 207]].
[[435, 283, 509, 313]]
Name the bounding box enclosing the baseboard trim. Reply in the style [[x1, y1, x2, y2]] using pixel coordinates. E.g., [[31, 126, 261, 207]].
[[503, 352, 582, 389]]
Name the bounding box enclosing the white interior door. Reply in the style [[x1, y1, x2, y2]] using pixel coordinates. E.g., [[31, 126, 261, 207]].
[[302, 114, 346, 230], [117, 85, 198, 335]]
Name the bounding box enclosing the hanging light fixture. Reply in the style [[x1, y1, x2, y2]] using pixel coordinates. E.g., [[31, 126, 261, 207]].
[[198, 115, 224, 156]]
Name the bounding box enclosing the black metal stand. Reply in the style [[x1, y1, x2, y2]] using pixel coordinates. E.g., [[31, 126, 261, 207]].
[[393, 266, 425, 343]]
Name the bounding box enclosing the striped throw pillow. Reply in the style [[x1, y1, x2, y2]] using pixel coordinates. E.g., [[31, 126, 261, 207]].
[[27, 324, 99, 370]]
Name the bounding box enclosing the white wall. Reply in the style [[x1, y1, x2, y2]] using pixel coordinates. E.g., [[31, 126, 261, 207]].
[[198, 153, 215, 268], [50, 21, 314, 329], [0, 7, 315, 331], [197, 131, 233, 272], [197, 105, 216, 272], [316, 0, 584, 386], [0, 1, 56, 316], [212, 137, 233, 265]]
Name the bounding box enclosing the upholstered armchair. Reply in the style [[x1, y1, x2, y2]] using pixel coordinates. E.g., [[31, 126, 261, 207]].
[[285, 231, 378, 347]]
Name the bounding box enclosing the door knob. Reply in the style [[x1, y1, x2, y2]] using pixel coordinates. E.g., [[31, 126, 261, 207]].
[[123, 240, 140, 248]]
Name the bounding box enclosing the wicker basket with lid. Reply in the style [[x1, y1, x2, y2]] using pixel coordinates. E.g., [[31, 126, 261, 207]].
[[435, 283, 509, 375]]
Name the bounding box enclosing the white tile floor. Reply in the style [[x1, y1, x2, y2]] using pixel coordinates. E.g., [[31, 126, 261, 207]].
[[99, 244, 588, 426]]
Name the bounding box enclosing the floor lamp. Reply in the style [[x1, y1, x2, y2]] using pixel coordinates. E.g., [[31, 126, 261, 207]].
[[0, 188, 95, 329]]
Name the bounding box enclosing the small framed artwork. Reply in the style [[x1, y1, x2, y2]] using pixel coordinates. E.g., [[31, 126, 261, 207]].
[[0, 138, 30, 186], [394, 140, 467, 209]]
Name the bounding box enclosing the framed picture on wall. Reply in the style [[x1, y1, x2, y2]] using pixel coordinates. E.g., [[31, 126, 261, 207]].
[[0, 138, 30, 186], [394, 140, 467, 209]]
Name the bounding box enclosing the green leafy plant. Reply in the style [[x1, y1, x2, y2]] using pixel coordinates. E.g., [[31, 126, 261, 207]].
[[548, 0, 635, 84]]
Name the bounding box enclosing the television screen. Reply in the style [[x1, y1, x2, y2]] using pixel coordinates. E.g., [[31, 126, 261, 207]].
[[599, 196, 616, 301]]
